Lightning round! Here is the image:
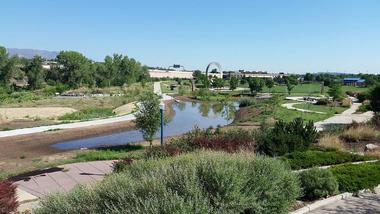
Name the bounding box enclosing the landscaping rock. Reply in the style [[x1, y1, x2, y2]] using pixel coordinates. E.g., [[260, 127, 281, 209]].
[[365, 144, 379, 151]]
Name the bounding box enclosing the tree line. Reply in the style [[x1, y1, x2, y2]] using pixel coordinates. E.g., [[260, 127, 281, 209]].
[[0, 46, 149, 92]]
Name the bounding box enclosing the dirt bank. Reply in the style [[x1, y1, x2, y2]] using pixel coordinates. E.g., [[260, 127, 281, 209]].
[[0, 99, 174, 173]]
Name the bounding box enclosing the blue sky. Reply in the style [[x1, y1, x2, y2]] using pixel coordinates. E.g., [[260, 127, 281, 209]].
[[1, 0, 379, 73]]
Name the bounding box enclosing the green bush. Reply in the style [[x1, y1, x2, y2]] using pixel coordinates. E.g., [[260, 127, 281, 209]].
[[36, 151, 300, 214], [256, 118, 318, 156], [299, 168, 339, 200], [58, 108, 114, 121], [330, 162, 380, 193], [238, 98, 255, 107], [281, 149, 374, 170]]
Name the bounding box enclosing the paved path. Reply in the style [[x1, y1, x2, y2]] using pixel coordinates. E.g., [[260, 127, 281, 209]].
[[0, 82, 172, 138], [14, 160, 114, 198], [307, 190, 380, 214], [282, 102, 326, 114], [315, 103, 374, 131]]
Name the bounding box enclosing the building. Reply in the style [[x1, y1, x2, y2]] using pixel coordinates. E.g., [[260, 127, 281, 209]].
[[148, 69, 194, 79], [343, 78, 366, 86]]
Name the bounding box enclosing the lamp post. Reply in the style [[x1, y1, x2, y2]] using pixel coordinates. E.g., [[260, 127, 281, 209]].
[[159, 102, 165, 146]]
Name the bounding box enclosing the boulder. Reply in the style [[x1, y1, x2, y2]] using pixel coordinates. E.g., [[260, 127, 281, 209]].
[[365, 143, 379, 151]]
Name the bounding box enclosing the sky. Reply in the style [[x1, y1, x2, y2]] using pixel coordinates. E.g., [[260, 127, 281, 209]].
[[1, 0, 380, 74]]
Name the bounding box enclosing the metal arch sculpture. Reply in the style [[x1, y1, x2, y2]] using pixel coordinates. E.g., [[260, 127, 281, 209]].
[[206, 62, 223, 78]]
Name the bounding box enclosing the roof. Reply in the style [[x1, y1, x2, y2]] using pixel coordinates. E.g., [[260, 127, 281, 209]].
[[343, 77, 364, 81]]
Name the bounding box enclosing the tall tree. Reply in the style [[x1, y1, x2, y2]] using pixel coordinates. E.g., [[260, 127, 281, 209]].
[[248, 77, 265, 96], [265, 78, 275, 92], [304, 73, 313, 81], [369, 84, 380, 113], [284, 76, 298, 95], [26, 56, 44, 89], [212, 77, 224, 89], [56, 51, 91, 87], [229, 76, 239, 91], [134, 91, 161, 147], [327, 83, 344, 101]]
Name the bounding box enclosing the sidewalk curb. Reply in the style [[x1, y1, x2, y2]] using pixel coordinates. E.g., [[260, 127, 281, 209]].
[[290, 192, 352, 214]]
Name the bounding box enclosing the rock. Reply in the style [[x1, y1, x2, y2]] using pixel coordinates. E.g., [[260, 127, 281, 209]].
[[365, 144, 379, 151]]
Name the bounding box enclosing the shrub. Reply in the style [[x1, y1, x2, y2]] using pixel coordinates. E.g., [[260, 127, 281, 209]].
[[315, 99, 329, 106], [341, 125, 378, 142], [35, 151, 300, 214], [330, 162, 380, 193], [357, 92, 368, 103], [281, 149, 374, 170], [299, 168, 339, 200], [0, 180, 18, 214], [357, 104, 372, 113], [169, 128, 255, 154], [238, 98, 255, 107], [256, 118, 318, 156], [145, 144, 182, 159], [319, 134, 345, 151]]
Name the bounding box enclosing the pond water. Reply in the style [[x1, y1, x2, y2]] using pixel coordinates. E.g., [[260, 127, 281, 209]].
[[52, 101, 238, 150]]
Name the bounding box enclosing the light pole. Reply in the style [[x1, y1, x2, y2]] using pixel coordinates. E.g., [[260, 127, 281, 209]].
[[159, 102, 165, 146]]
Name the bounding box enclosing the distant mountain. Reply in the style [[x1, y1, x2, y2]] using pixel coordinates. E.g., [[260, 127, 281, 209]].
[[6, 48, 58, 60]]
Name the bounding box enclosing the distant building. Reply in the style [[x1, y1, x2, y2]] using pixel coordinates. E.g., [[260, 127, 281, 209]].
[[343, 78, 366, 86], [148, 69, 194, 79]]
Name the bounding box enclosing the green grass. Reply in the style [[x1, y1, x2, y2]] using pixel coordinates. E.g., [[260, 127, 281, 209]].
[[293, 103, 347, 114], [274, 107, 333, 122], [281, 149, 375, 170], [240, 83, 369, 96], [73, 145, 145, 161], [58, 108, 115, 121]]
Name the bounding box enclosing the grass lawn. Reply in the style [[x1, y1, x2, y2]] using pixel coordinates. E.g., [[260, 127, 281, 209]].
[[293, 103, 348, 114], [58, 108, 115, 121], [274, 107, 332, 122], [240, 82, 369, 96]]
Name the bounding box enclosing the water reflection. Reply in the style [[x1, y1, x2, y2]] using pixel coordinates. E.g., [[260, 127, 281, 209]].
[[52, 101, 238, 150]]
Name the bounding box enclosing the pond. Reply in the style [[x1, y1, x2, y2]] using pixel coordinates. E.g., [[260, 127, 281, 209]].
[[52, 101, 238, 150]]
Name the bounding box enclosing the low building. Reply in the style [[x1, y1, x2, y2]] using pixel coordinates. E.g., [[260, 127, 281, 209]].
[[343, 78, 366, 86], [149, 69, 194, 79]]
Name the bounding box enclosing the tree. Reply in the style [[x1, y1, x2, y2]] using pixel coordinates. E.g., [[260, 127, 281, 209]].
[[212, 77, 224, 89], [248, 77, 265, 96], [56, 51, 91, 87], [26, 56, 44, 89], [265, 78, 275, 92], [229, 76, 239, 91], [134, 91, 161, 147], [304, 73, 313, 81], [327, 83, 344, 101], [284, 76, 298, 95], [369, 84, 380, 113]]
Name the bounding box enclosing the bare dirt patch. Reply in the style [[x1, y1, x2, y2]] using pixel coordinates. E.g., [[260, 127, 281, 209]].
[[0, 107, 77, 121], [0, 121, 135, 174], [113, 102, 136, 116]]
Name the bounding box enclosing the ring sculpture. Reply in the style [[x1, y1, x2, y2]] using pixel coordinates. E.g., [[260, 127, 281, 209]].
[[206, 62, 223, 79]]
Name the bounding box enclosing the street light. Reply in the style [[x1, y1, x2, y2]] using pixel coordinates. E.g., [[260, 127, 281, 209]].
[[159, 102, 165, 146]]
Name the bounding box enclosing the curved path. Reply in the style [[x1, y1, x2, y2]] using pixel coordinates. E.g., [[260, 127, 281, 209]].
[[0, 82, 172, 138], [314, 103, 374, 131], [281, 102, 326, 114]]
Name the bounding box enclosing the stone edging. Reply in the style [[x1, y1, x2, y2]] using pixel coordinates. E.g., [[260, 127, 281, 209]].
[[293, 159, 379, 173]]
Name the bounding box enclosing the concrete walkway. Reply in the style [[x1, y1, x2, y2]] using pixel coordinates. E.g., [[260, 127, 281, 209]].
[[307, 190, 380, 214], [282, 102, 326, 114], [0, 82, 173, 138], [14, 160, 114, 198], [315, 103, 374, 131]]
